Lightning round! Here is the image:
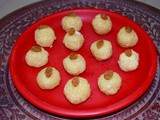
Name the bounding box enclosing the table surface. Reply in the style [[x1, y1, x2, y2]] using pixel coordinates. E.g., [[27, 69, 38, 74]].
[[0, 0, 160, 19], [0, 0, 160, 120]]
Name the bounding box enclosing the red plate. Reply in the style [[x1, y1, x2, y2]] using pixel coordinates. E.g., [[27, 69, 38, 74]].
[[9, 8, 157, 118]]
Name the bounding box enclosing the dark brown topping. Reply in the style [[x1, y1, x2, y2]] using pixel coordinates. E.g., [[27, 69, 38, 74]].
[[68, 12, 76, 17], [72, 77, 79, 87], [45, 67, 53, 78], [69, 53, 78, 60], [125, 26, 132, 33], [68, 27, 75, 35], [125, 49, 132, 57], [100, 14, 108, 20], [96, 40, 104, 49], [31, 46, 42, 52], [104, 70, 113, 80], [38, 25, 48, 30]]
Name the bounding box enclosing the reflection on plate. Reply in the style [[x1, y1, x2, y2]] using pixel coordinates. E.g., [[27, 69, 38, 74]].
[[9, 8, 157, 118]]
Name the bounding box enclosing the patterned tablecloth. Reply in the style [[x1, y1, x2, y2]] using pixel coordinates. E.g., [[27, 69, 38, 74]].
[[0, 0, 160, 119]]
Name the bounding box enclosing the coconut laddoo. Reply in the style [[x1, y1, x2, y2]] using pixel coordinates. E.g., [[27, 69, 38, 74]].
[[62, 12, 83, 32], [117, 26, 138, 48], [98, 70, 122, 95], [64, 77, 91, 104], [90, 39, 112, 61], [25, 46, 49, 67], [92, 13, 112, 35], [63, 27, 84, 51], [63, 53, 86, 75], [35, 25, 56, 47], [36, 67, 61, 90], [118, 49, 139, 72]]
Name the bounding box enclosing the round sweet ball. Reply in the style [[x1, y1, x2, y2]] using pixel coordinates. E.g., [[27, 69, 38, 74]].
[[90, 40, 112, 61], [98, 70, 122, 95], [64, 77, 91, 104], [63, 27, 84, 51], [35, 25, 56, 47], [117, 26, 138, 48], [37, 67, 61, 90], [92, 13, 112, 35], [118, 49, 139, 72], [62, 12, 83, 32], [25, 46, 49, 67], [63, 53, 86, 75]]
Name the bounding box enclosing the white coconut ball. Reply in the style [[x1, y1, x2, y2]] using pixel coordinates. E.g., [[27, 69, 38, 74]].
[[98, 70, 122, 95], [37, 67, 61, 90], [64, 77, 91, 104], [90, 39, 112, 61], [25, 46, 49, 67], [63, 53, 86, 75], [63, 27, 84, 51], [118, 49, 139, 72], [117, 26, 138, 48], [92, 13, 112, 35], [35, 25, 56, 47], [62, 12, 82, 32]]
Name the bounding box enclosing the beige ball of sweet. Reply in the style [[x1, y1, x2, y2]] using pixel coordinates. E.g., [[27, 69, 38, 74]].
[[90, 40, 112, 61], [98, 70, 122, 95], [92, 13, 112, 35], [35, 25, 56, 47], [63, 53, 86, 75], [63, 27, 84, 51], [117, 26, 138, 48], [62, 12, 82, 32], [64, 77, 91, 104], [118, 49, 139, 72], [25, 46, 49, 67], [37, 67, 61, 90]]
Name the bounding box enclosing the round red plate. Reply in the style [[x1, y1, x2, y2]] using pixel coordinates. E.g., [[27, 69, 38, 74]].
[[9, 8, 157, 118]]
